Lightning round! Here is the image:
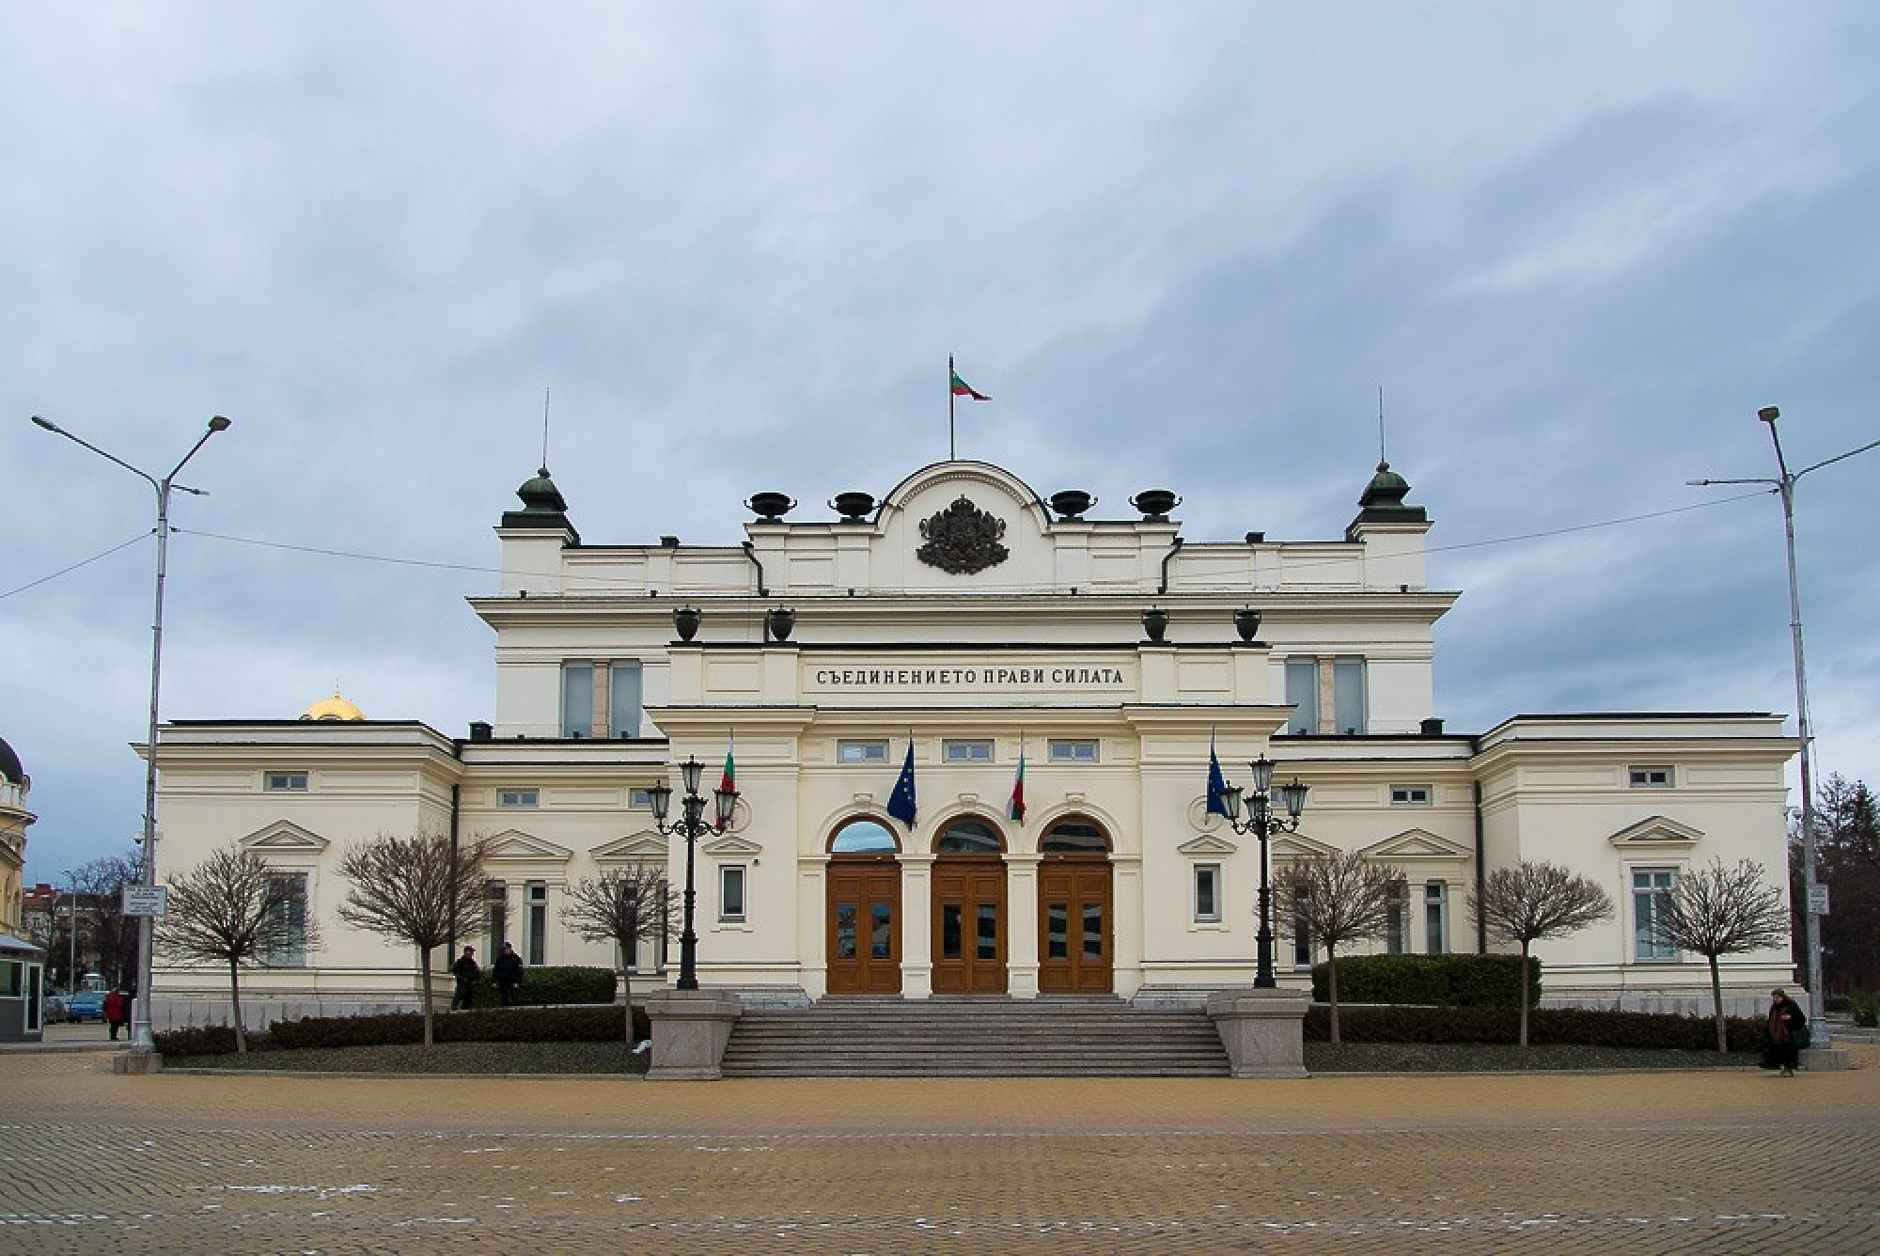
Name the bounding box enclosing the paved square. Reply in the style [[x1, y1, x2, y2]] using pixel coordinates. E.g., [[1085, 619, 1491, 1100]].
[[2, 1047, 1876, 1253]]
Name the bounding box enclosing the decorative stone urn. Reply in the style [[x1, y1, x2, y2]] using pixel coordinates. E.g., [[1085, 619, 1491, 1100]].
[[1142, 608, 1169, 642], [1049, 489, 1095, 519], [673, 606, 701, 641], [1131, 488, 1180, 520], [746, 491, 795, 521], [766, 607, 795, 641], [1234, 608, 1261, 641], [830, 491, 876, 521]]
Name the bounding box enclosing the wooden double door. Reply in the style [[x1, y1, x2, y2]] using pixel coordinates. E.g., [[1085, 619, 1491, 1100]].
[[1038, 857, 1114, 993], [931, 855, 1007, 993], [826, 856, 902, 994]]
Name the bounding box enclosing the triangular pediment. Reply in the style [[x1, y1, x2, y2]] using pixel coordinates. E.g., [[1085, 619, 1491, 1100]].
[[483, 829, 574, 863], [592, 830, 670, 863], [1361, 828, 1472, 863], [1608, 815, 1704, 848], [1177, 833, 1239, 857], [703, 833, 763, 857], [1271, 832, 1341, 860], [238, 821, 329, 855]]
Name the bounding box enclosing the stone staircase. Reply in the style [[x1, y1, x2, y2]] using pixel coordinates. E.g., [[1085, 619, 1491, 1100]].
[[719, 995, 1231, 1078]]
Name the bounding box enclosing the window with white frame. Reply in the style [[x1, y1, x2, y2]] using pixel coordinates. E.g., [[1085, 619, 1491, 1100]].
[[1385, 880, 1409, 954], [561, 663, 594, 738], [262, 873, 309, 966], [1048, 739, 1098, 764], [1629, 766, 1674, 789], [1633, 869, 1678, 960], [1284, 659, 1318, 735], [609, 661, 643, 739], [1292, 909, 1314, 968], [1391, 785, 1432, 806], [1424, 880, 1447, 954], [486, 881, 508, 959], [628, 787, 653, 809], [838, 740, 889, 764], [720, 864, 747, 922], [525, 882, 548, 966], [498, 788, 538, 809], [943, 739, 994, 764], [264, 771, 308, 792], [1193, 864, 1222, 923], [1332, 659, 1368, 734]]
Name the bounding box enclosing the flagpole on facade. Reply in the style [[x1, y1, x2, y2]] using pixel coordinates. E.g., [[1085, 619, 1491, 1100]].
[[948, 355, 957, 460]]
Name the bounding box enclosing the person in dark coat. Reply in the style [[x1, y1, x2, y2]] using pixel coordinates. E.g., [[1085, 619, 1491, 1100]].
[[450, 945, 481, 1010], [493, 941, 524, 1006], [1762, 988, 1808, 1076], [103, 988, 128, 1041]]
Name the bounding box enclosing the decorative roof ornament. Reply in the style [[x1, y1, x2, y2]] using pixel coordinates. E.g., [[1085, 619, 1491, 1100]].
[[916, 495, 1009, 574]]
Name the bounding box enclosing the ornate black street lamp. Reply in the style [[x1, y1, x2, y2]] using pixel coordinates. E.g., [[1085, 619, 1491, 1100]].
[[1217, 755, 1309, 989], [647, 755, 738, 991]]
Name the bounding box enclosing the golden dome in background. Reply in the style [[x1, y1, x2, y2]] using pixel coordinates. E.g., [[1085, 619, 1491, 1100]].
[[301, 691, 367, 722]]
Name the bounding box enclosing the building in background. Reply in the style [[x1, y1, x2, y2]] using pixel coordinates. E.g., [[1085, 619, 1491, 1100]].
[[148, 456, 1797, 1029], [1, 736, 34, 938]]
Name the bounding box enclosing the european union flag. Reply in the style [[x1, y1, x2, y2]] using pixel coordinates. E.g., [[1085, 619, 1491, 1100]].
[[887, 739, 918, 828], [1206, 735, 1230, 817]]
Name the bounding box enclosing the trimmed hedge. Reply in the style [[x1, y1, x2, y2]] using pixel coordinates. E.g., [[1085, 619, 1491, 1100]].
[[1314, 953, 1536, 1007], [156, 1003, 651, 1057], [458, 964, 619, 1009], [1303, 1003, 1764, 1052]]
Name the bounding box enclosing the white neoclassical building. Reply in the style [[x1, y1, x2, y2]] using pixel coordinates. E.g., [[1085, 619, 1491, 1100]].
[[148, 456, 1798, 1028]]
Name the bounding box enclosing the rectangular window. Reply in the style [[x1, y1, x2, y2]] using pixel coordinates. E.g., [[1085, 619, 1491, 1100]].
[[1385, 880, 1409, 954], [1284, 659, 1318, 735], [1391, 785, 1432, 806], [561, 663, 594, 738], [1634, 869, 1678, 960], [1424, 881, 1447, 955], [1333, 659, 1368, 735], [525, 882, 549, 966], [1629, 766, 1674, 789], [628, 787, 653, 810], [1048, 739, 1099, 764], [1193, 864, 1222, 923], [262, 874, 308, 966], [498, 788, 538, 809], [1292, 910, 1314, 968], [609, 662, 643, 739], [486, 881, 508, 960], [720, 865, 747, 922], [943, 739, 994, 764], [838, 740, 889, 764], [264, 771, 308, 792]]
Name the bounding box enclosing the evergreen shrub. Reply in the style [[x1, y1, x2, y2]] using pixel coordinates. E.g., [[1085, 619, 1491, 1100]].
[[1303, 1003, 1763, 1052], [1313, 953, 1535, 1007]]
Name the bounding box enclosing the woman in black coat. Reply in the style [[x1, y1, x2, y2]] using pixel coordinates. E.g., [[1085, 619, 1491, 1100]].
[[1762, 988, 1808, 1076]]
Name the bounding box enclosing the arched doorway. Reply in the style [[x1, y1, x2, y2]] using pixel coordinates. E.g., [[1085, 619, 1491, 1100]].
[[1038, 817, 1114, 994], [932, 817, 1006, 994], [826, 818, 902, 995]]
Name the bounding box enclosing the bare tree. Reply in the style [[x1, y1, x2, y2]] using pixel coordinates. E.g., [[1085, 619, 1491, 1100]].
[[1470, 861, 1614, 1050], [337, 831, 493, 1046], [560, 862, 677, 1042], [1651, 857, 1791, 1052], [160, 845, 322, 1052], [1278, 851, 1407, 1045], [72, 851, 141, 988]]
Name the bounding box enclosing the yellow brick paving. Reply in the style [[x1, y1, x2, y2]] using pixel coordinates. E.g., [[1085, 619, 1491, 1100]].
[[1, 1047, 1876, 1254]]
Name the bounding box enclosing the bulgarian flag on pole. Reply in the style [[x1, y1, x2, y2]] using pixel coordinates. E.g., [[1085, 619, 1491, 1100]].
[[1008, 737, 1027, 823], [950, 363, 990, 402], [720, 736, 736, 794]]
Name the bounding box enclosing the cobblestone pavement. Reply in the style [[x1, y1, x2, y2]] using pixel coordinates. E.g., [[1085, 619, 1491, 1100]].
[[2, 1048, 1877, 1254]]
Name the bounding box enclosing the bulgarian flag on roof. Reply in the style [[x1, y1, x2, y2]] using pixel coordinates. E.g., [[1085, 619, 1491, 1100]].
[[950, 364, 990, 402]]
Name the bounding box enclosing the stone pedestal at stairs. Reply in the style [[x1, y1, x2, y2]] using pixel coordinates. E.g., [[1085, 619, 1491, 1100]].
[[1206, 988, 1309, 1078], [111, 1050, 163, 1075], [644, 990, 742, 1081]]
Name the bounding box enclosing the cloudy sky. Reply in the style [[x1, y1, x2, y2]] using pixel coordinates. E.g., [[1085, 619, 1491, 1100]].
[[5, 3, 1877, 884]]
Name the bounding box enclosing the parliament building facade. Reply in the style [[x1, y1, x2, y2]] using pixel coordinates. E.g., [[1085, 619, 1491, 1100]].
[[149, 456, 1798, 1027]]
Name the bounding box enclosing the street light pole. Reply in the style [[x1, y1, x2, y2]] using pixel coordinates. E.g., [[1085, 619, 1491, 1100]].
[[64, 869, 76, 991], [1692, 406, 1880, 1039], [1216, 755, 1310, 988], [647, 753, 739, 991], [31, 413, 232, 1052]]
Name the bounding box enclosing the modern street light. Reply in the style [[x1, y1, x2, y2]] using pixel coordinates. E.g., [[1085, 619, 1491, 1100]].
[[1692, 405, 1880, 1041], [1215, 754, 1310, 988], [646, 754, 738, 991], [31, 412, 232, 1052]]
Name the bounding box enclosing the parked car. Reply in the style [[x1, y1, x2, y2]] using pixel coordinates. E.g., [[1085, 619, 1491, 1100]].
[[63, 991, 106, 1022], [41, 993, 70, 1024]]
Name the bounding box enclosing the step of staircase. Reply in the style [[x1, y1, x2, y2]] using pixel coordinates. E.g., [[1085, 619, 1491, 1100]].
[[720, 996, 1231, 1078]]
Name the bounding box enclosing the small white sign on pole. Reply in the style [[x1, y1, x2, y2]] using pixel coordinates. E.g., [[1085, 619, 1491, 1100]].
[[122, 885, 168, 917], [1808, 884, 1830, 916]]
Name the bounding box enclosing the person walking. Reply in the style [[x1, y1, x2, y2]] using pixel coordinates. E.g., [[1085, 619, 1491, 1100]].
[[493, 941, 524, 1006], [103, 987, 128, 1041], [1763, 988, 1808, 1076], [450, 945, 481, 1011]]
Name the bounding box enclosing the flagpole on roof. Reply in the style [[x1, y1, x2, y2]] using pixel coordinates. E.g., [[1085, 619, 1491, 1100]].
[[948, 354, 957, 460]]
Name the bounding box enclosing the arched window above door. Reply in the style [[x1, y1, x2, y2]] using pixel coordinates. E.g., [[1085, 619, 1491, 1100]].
[[936, 818, 1004, 854], [829, 818, 899, 854], [1041, 817, 1110, 853]]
